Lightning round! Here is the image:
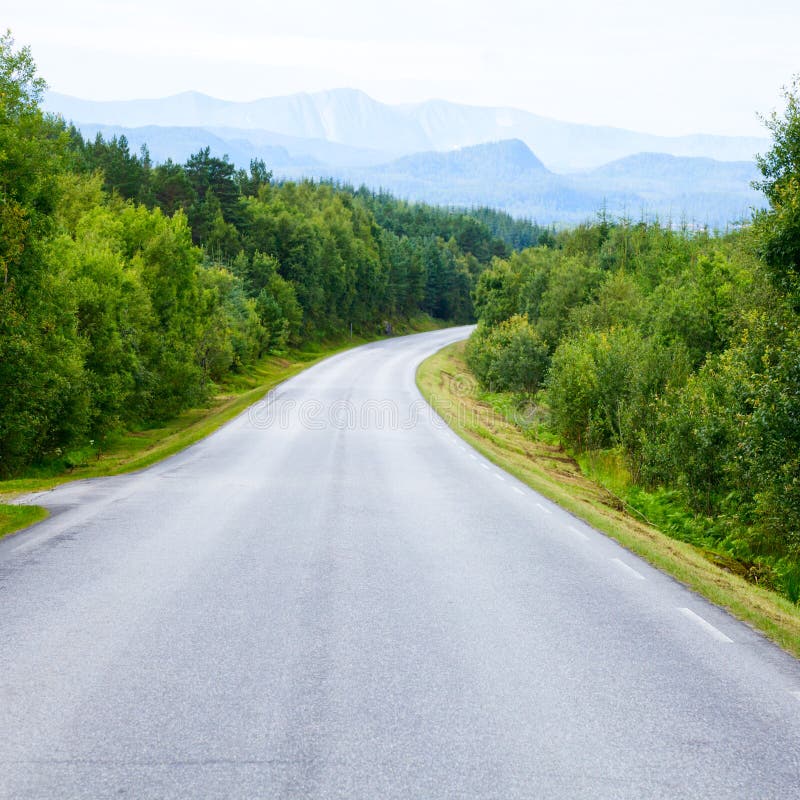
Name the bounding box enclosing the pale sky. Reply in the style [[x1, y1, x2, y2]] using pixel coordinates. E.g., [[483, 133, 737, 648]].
[[5, 0, 798, 136]]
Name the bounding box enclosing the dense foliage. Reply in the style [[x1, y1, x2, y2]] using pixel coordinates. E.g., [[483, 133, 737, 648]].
[[0, 34, 536, 476], [467, 80, 800, 600]]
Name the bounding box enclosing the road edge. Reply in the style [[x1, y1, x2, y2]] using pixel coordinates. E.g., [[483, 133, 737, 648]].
[[416, 340, 800, 660], [0, 326, 445, 541]]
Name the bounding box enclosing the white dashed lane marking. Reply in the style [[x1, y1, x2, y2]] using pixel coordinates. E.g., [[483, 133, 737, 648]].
[[678, 608, 733, 643], [611, 558, 646, 581], [450, 429, 742, 650]]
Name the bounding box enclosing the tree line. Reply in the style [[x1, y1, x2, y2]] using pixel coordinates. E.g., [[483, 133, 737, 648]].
[[466, 79, 800, 602], [0, 33, 547, 477]]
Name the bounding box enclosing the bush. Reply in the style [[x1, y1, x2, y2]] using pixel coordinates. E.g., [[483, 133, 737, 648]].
[[546, 326, 656, 452], [466, 315, 549, 393]]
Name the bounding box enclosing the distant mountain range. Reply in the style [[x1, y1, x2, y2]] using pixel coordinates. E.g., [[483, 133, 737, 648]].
[[46, 89, 768, 171], [45, 89, 768, 226], [74, 122, 390, 169], [314, 141, 762, 225]]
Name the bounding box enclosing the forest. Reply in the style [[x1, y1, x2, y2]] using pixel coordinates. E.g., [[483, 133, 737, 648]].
[[465, 77, 800, 601], [0, 33, 547, 477]]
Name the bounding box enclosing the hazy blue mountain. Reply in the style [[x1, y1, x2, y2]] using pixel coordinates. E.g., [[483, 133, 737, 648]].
[[570, 152, 763, 224], [44, 88, 768, 171], [204, 126, 392, 166], [574, 152, 758, 193], [75, 123, 311, 168], [375, 139, 548, 181], [46, 89, 422, 155], [64, 119, 765, 226], [74, 123, 388, 169], [300, 141, 765, 226], [295, 141, 616, 222], [402, 98, 769, 171]]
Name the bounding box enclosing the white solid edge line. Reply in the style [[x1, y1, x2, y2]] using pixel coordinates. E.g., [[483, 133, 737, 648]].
[[535, 502, 552, 514], [611, 557, 646, 581], [678, 608, 733, 643]]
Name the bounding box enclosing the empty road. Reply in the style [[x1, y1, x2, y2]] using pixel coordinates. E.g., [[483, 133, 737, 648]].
[[2, 327, 800, 799]]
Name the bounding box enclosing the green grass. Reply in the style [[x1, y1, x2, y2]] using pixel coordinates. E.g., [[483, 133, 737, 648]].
[[0, 315, 447, 539], [417, 340, 800, 659], [576, 448, 779, 589], [0, 504, 49, 538]]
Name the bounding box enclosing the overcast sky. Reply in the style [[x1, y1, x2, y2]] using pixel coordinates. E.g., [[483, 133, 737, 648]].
[[6, 0, 797, 137]]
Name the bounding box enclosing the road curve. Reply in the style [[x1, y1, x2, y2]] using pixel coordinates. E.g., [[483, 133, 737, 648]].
[[2, 327, 800, 799]]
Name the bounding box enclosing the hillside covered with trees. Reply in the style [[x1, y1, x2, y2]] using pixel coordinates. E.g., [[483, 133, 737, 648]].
[[0, 33, 549, 477], [464, 78, 800, 602]]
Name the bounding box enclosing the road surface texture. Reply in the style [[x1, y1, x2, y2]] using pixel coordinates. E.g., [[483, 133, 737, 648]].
[[2, 327, 800, 799]]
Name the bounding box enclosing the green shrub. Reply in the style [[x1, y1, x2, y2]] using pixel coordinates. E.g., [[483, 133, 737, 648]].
[[466, 315, 549, 393]]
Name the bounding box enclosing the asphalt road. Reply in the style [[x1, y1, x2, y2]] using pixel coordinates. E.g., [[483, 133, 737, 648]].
[[2, 327, 800, 799]]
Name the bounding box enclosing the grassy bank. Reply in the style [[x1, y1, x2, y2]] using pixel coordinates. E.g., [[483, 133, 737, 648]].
[[0, 318, 444, 540], [417, 340, 800, 659], [0, 505, 49, 538]]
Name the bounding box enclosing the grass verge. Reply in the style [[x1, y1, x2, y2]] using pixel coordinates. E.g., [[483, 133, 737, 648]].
[[0, 504, 49, 538], [417, 340, 800, 659], [0, 317, 445, 540]]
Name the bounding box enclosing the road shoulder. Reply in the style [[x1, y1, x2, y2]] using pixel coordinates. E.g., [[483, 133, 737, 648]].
[[417, 340, 800, 659]]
